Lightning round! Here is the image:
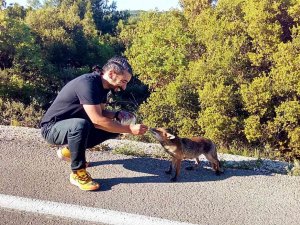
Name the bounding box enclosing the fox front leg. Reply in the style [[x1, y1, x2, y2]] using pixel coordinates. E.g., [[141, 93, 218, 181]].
[[166, 157, 177, 175], [165, 161, 172, 174], [170, 159, 181, 182]]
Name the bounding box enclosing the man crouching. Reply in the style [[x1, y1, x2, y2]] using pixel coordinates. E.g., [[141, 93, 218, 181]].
[[40, 56, 148, 191]]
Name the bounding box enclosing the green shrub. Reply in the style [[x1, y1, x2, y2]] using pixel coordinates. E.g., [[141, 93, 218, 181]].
[[241, 76, 273, 118], [0, 98, 44, 128], [266, 101, 300, 159], [138, 76, 201, 137], [244, 115, 263, 143]]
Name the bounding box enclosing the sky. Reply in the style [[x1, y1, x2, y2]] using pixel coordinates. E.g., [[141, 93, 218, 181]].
[[6, 0, 180, 11]]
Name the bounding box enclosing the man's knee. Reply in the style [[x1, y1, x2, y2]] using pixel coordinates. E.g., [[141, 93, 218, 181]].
[[68, 119, 92, 139], [86, 130, 119, 148], [71, 118, 91, 131]]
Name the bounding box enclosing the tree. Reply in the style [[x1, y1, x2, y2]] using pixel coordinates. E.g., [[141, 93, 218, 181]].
[[0, 9, 43, 70], [121, 11, 191, 90], [91, 0, 130, 34], [179, 0, 213, 20], [123, 0, 300, 158], [139, 75, 201, 136], [25, 0, 114, 71]]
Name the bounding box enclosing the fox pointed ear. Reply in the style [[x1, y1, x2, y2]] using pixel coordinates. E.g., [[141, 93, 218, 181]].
[[166, 133, 176, 140]]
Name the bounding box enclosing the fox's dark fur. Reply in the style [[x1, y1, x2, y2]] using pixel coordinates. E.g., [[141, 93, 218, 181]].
[[150, 128, 223, 181]]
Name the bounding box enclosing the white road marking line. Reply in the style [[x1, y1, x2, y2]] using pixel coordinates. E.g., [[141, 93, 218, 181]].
[[0, 194, 198, 225]]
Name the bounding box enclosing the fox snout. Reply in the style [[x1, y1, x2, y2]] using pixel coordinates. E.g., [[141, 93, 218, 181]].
[[149, 128, 164, 142], [149, 128, 157, 133], [149, 127, 176, 140]]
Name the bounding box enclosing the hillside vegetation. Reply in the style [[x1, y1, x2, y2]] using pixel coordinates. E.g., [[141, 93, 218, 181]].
[[1, 0, 300, 160]]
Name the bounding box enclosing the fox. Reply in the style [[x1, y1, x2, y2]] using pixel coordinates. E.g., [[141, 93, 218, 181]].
[[149, 127, 223, 182]]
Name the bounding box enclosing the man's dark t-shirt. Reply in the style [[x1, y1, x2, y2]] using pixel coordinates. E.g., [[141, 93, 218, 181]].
[[41, 73, 109, 127]]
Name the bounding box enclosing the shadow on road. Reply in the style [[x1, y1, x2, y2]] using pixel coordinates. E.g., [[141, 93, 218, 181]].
[[89, 157, 270, 191]]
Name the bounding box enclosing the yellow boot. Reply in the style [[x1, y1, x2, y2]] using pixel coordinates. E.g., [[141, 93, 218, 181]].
[[57, 146, 71, 162], [70, 169, 100, 191], [57, 147, 89, 167]]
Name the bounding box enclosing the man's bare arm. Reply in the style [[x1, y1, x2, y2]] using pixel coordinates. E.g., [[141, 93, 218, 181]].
[[83, 104, 147, 135]]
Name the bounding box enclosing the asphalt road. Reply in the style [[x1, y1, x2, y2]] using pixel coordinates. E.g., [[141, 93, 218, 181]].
[[0, 126, 300, 225]]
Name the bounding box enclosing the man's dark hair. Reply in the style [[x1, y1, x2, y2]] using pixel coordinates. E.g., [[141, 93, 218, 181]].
[[102, 56, 133, 75]]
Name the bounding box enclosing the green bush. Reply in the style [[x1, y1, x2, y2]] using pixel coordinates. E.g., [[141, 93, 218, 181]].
[[0, 98, 44, 128], [139, 76, 201, 137], [121, 0, 300, 160]]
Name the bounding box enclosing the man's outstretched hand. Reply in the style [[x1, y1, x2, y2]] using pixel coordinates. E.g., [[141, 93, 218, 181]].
[[129, 124, 148, 135]]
